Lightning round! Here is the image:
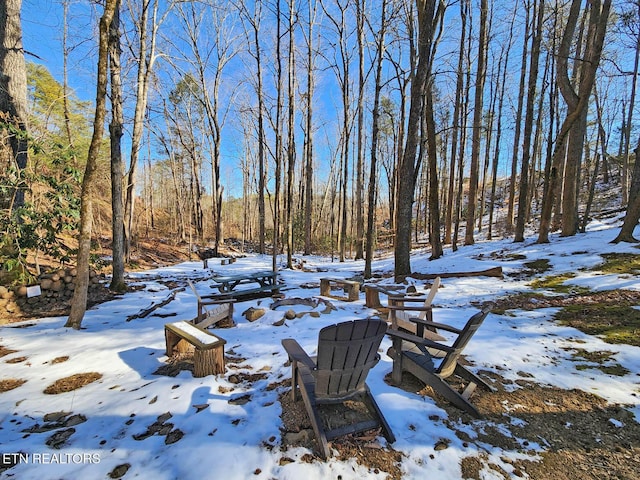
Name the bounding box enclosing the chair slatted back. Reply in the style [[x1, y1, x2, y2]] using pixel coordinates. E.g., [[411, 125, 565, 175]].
[[315, 319, 387, 400], [437, 308, 490, 378], [417, 276, 441, 321]]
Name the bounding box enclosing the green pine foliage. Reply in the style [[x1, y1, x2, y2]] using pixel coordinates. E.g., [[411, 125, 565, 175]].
[[1, 63, 93, 285]]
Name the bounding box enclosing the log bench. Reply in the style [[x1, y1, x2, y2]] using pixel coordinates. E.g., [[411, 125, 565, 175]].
[[164, 321, 226, 377], [319, 277, 360, 302], [363, 284, 404, 308], [187, 280, 235, 328]]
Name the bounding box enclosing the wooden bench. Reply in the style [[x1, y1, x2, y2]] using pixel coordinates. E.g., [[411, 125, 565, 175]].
[[187, 280, 235, 328], [220, 257, 237, 265], [164, 321, 226, 377], [319, 277, 360, 302]]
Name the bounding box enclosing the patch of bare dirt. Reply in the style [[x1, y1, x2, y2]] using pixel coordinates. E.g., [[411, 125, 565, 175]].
[[43, 372, 103, 394], [278, 368, 640, 479], [491, 289, 640, 312], [0, 378, 27, 392], [279, 389, 403, 479], [0, 345, 18, 357], [433, 373, 640, 480]]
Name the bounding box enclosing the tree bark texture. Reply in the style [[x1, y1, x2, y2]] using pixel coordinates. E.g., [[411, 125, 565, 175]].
[[109, 0, 126, 292], [66, 0, 117, 329], [395, 0, 440, 279], [464, 0, 488, 245], [0, 0, 29, 208]]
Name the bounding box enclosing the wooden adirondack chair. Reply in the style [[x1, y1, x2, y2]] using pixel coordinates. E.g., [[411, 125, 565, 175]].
[[187, 280, 235, 328], [388, 276, 444, 344], [282, 319, 395, 458], [387, 306, 494, 417]]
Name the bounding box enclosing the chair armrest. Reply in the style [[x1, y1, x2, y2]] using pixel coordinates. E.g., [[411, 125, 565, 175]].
[[281, 339, 317, 370], [388, 295, 431, 303], [386, 328, 455, 354], [387, 304, 433, 312], [406, 316, 462, 334]]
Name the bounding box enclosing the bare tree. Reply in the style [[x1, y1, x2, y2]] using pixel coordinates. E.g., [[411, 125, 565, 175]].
[[109, 0, 126, 292], [514, 0, 544, 242], [444, 0, 468, 245], [302, 0, 319, 255], [364, 0, 390, 278], [506, 0, 530, 235], [464, 0, 489, 245], [488, 4, 517, 240], [613, 137, 640, 242], [354, 0, 366, 260], [538, 0, 612, 242], [285, 0, 297, 268], [66, 0, 117, 329], [395, 0, 444, 279], [619, 0, 640, 206]]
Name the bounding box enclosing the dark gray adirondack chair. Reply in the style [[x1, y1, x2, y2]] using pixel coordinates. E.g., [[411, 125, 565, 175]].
[[387, 307, 494, 417], [282, 319, 395, 458]]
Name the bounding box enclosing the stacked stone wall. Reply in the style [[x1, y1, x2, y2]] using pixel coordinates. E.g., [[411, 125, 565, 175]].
[[0, 268, 107, 321]]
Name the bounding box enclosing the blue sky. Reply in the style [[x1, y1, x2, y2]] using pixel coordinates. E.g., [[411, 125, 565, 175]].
[[22, 0, 97, 104]]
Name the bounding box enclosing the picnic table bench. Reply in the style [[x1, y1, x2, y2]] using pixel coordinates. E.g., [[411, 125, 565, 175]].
[[319, 277, 360, 302], [210, 270, 280, 299], [164, 321, 226, 377]]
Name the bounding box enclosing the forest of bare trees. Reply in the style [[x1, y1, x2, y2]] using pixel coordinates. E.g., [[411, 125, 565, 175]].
[[2, 0, 640, 326]]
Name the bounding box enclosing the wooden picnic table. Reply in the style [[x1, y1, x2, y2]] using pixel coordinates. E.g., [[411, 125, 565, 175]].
[[211, 270, 279, 297]]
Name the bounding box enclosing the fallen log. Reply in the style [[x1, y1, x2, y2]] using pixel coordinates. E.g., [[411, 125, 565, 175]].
[[410, 266, 503, 280], [127, 288, 185, 321]]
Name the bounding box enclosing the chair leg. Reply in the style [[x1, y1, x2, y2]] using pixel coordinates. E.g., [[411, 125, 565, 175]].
[[415, 369, 482, 417], [290, 360, 299, 401], [390, 337, 403, 385], [296, 370, 331, 459], [364, 385, 395, 444], [454, 363, 494, 392]]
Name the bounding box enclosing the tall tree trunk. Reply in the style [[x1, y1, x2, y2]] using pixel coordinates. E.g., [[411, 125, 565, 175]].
[[395, 0, 443, 279], [488, 6, 515, 239], [464, 0, 488, 245], [539, 0, 612, 242], [621, 1, 640, 206], [514, 0, 544, 242], [364, 0, 388, 278], [0, 0, 29, 209], [62, 0, 74, 152], [66, 0, 117, 329], [613, 138, 640, 243], [424, 89, 443, 259], [444, 0, 467, 245], [273, 0, 284, 275], [506, 0, 529, 235], [109, 0, 126, 292], [558, 0, 611, 237], [303, 0, 316, 256], [452, 37, 471, 252], [240, 3, 267, 253], [537, 46, 558, 243], [286, 0, 296, 268], [124, 0, 161, 261], [354, 0, 366, 260]]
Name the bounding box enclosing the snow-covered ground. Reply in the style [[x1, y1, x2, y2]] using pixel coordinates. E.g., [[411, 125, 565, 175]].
[[1, 215, 639, 479]]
